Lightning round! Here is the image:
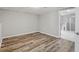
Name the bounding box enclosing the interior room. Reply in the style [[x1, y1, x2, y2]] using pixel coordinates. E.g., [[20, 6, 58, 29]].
[[0, 7, 78, 52]]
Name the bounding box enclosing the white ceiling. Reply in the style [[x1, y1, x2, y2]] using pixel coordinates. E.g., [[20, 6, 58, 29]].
[[0, 7, 75, 15]]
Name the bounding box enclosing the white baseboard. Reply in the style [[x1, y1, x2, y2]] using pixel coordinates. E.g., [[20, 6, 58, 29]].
[[3, 32, 60, 39], [3, 31, 38, 39], [40, 32, 60, 38]]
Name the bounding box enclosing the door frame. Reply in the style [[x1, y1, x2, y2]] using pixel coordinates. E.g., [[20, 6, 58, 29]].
[[58, 8, 76, 38]]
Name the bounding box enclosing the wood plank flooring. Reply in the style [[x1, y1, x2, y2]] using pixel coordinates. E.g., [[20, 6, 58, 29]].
[[0, 32, 74, 52]]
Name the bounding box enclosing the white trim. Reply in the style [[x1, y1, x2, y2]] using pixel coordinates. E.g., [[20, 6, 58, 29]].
[[3, 32, 61, 39], [58, 11, 61, 37], [40, 32, 60, 38], [3, 31, 38, 39]]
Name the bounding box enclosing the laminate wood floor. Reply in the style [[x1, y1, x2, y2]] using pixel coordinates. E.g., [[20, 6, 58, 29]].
[[0, 32, 74, 52]]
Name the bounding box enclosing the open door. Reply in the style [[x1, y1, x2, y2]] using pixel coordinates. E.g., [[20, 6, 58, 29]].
[[59, 8, 76, 41]]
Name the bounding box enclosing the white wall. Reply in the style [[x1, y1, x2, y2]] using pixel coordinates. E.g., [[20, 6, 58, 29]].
[[0, 9, 60, 38], [75, 8, 79, 52], [76, 8, 79, 33], [0, 10, 38, 38], [39, 11, 59, 37]]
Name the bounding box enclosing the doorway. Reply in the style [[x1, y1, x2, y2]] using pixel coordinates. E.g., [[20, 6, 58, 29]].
[[59, 8, 76, 41]]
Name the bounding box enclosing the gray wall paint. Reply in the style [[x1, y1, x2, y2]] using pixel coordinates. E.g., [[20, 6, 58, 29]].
[[76, 8, 79, 33], [75, 8, 79, 52], [0, 24, 2, 47], [39, 11, 59, 37], [0, 9, 60, 38], [0, 10, 38, 38]]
